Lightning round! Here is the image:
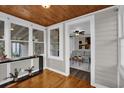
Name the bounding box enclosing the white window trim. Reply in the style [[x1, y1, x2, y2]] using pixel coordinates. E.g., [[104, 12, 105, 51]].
[[31, 24, 46, 68], [0, 12, 11, 80], [0, 12, 46, 57], [48, 23, 63, 61], [32, 25, 45, 55], [10, 22, 29, 58], [11, 40, 29, 42], [33, 42, 44, 43]]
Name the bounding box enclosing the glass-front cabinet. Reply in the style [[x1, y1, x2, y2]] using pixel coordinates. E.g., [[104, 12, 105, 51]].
[[48, 24, 63, 60]]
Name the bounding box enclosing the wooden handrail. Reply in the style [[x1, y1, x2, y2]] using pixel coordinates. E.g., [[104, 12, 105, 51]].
[[0, 56, 40, 64]]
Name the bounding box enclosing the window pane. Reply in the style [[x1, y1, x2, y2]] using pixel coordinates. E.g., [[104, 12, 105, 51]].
[[50, 28, 59, 57], [33, 29, 44, 42], [0, 41, 5, 56], [0, 20, 4, 39], [11, 41, 28, 58], [34, 43, 44, 55], [11, 23, 29, 41]]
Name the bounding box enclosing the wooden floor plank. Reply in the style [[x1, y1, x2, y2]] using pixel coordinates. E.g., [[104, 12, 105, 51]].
[[6, 69, 94, 88], [70, 68, 90, 81]]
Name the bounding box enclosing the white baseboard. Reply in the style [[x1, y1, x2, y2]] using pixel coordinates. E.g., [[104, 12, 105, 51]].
[[45, 67, 69, 76], [43, 66, 46, 69], [93, 83, 108, 88], [32, 69, 39, 73]]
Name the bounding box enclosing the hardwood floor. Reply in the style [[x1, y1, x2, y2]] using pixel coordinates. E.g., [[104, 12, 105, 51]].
[[6, 69, 94, 88], [70, 68, 90, 81]]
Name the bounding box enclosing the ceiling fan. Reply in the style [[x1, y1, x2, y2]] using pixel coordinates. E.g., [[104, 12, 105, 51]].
[[70, 30, 85, 37]]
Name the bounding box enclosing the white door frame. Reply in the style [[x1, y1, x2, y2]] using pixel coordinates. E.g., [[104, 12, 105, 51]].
[[65, 15, 95, 85]]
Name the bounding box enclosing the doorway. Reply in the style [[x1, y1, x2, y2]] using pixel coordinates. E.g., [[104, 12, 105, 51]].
[[69, 20, 91, 81], [65, 15, 95, 85]]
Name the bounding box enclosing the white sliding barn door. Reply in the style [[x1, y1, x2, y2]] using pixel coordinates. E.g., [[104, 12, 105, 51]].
[[120, 39, 124, 88], [119, 6, 124, 88], [95, 8, 118, 87]]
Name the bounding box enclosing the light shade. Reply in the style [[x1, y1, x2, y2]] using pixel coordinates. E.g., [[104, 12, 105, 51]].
[[42, 5, 51, 9]]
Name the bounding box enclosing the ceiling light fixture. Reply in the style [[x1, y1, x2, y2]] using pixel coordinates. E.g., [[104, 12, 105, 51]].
[[74, 30, 80, 36], [42, 5, 51, 9], [70, 30, 86, 38], [10, 28, 14, 31], [73, 30, 85, 36]]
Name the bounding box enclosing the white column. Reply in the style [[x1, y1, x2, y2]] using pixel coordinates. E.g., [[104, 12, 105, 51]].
[[5, 17, 11, 77], [29, 25, 33, 66], [90, 15, 95, 86], [29, 26, 33, 56], [43, 29, 47, 68]]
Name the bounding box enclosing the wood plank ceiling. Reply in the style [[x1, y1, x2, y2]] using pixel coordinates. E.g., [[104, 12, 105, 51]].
[[0, 5, 111, 26]]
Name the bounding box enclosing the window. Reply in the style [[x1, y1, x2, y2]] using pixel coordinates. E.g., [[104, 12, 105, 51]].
[[0, 41, 5, 56], [48, 24, 63, 60], [0, 20, 5, 57], [34, 43, 44, 55], [0, 20, 4, 39], [50, 28, 59, 56], [11, 42, 21, 57], [11, 41, 28, 58], [11, 23, 29, 41], [11, 23, 29, 58], [33, 29, 44, 55], [0, 13, 46, 59]]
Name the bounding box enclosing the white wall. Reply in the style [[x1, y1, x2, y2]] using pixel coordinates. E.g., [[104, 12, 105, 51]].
[[46, 23, 66, 74], [69, 21, 90, 53], [69, 21, 90, 34]]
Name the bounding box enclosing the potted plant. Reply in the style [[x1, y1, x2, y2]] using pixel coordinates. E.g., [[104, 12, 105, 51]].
[[25, 66, 34, 76], [4, 68, 21, 82]]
